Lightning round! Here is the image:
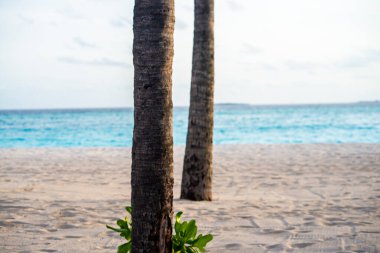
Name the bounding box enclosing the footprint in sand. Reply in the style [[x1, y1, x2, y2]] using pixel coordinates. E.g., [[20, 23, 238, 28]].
[[46, 237, 61, 240], [291, 242, 315, 248], [58, 223, 78, 229], [266, 244, 283, 250], [65, 235, 83, 239], [225, 243, 242, 250]]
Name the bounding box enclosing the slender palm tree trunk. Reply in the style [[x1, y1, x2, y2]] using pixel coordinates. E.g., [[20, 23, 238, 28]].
[[181, 0, 214, 201], [131, 0, 174, 252]]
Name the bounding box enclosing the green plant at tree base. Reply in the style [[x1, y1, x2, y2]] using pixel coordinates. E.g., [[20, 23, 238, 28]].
[[172, 211, 213, 253], [106, 206, 132, 253], [106, 206, 213, 253]]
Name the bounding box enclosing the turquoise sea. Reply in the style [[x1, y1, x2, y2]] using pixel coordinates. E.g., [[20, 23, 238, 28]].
[[0, 104, 379, 147]]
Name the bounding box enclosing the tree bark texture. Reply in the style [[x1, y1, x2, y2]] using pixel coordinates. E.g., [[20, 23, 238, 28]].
[[181, 0, 214, 201], [131, 0, 174, 252]]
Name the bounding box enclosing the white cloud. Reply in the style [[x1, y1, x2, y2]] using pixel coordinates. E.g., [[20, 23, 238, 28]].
[[58, 56, 130, 68], [72, 37, 97, 48]]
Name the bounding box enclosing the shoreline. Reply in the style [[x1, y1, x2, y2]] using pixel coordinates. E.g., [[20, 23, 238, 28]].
[[2, 142, 380, 149], [1, 144, 379, 252]]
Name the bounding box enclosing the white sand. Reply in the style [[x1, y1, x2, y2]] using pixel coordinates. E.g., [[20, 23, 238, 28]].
[[0, 144, 379, 252]]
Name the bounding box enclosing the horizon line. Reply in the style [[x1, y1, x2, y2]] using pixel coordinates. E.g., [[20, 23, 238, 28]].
[[0, 100, 379, 112]]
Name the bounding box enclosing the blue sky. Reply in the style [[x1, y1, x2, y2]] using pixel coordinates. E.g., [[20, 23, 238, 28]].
[[0, 0, 379, 109]]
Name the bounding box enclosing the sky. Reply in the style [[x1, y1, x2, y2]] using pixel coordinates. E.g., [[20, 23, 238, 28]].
[[0, 0, 379, 109]]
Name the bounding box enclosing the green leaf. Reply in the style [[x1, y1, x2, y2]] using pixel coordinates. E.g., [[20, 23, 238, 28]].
[[117, 241, 131, 253], [175, 218, 186, 236], [117, 219, 128, 228], [184, 220, 197, 242], [186, 247, 199, 253], [192, 234, 213, 252], [125, 206, 132, 215], [181, 221, 188, 232], [175, 222, 181, 235], [120, 229, 131, 240], [106, 225, 125, 233], [175, 211, 183, 223]]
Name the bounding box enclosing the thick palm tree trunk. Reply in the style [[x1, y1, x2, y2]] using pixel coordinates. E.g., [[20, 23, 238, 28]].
[[181, 0, 214, 201], [131, 0, 174, 252]]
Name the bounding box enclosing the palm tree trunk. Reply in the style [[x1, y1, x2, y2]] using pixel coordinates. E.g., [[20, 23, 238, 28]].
[[181, 0, 214, 201], [131, 0, 174, 252]]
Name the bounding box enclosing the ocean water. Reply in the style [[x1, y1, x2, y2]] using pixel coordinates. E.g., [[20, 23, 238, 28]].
[[0, 104, 379, 147]]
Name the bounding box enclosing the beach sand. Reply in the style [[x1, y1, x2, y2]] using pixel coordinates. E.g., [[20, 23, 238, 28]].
[[1, 144, 379, 252]]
